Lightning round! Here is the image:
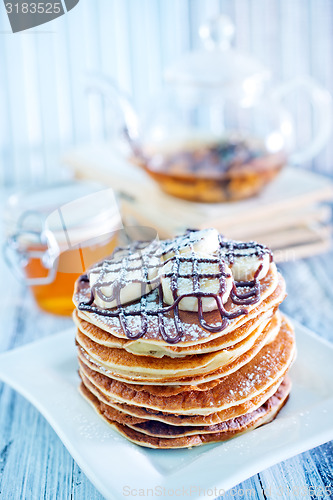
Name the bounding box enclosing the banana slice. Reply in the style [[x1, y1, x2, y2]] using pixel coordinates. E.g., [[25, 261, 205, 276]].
[[220, 241, 271, 281], [162, 228, 220, 261], [88, 244, 162, 309], [161, 252, 233, 312], [229, 253, 270, 281]]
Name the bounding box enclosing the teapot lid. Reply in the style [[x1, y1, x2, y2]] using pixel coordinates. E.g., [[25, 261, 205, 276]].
[[165, 16, 270, 88]]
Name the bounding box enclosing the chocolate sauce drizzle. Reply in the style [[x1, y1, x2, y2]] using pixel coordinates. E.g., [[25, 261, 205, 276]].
[[78, 232, 272, 344]]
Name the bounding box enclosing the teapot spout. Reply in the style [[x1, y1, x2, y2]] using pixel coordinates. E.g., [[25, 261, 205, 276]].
[[86, 74, 140, 151]]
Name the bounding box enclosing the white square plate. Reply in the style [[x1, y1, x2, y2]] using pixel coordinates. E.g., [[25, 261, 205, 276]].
[[0, 320, 333, 500]]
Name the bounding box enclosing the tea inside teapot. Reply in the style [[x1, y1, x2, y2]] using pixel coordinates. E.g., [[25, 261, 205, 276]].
[[133, 133, 287, 202]]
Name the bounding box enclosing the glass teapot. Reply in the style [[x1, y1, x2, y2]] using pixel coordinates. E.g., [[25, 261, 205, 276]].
[[91, 16, 332, 203]]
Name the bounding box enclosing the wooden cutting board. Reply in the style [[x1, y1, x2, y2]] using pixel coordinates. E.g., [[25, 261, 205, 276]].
[[63, 143, 333, 262]]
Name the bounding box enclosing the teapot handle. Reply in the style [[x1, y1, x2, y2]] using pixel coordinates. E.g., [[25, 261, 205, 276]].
[[272, 76, 332, 164], [86, 74, 139, 147]]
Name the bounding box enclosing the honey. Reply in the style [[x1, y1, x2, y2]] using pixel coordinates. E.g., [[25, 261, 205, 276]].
[[25, 236, 117, 315]]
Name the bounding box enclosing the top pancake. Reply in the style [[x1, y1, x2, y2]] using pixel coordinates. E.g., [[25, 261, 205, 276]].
[[73, 262, 280, 347], [73, 273, 285, 357]]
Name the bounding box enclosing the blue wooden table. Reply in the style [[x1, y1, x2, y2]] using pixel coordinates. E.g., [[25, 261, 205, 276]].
[[0, 238, 332, 499]]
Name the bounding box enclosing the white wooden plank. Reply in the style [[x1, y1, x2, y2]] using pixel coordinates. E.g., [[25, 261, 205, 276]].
[[309, 0, 333, 176], [111, 0, 134, 96], [61, 1, 91, 146], [1, 34, 30, 187], [159, 0, 191, 70], [51, 14, 76, 150], [259, 446, 333, 500]]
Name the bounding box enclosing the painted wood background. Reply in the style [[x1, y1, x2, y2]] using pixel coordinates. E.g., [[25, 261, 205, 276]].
[[0, 0, 333, 189]]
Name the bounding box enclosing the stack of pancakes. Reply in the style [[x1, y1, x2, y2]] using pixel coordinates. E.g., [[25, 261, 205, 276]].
[[73, 231, 295, 449]]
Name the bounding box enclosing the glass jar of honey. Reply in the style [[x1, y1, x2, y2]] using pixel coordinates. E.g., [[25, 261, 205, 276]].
[[3, 182, 122, 315]]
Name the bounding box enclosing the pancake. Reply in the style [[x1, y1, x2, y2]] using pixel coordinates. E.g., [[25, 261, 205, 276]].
[[77, 315, 295, 414], [110, 379, 291, 438], [79, 378, 290, 448], [75, 312, 282, 384], [73, 263, 279, 347], [79, 367, 285, 426], [73, 275, 286, 357], [75, 308, 280, 397], [75, 312, 283, 386]]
